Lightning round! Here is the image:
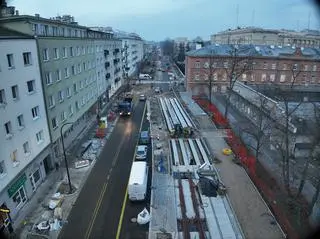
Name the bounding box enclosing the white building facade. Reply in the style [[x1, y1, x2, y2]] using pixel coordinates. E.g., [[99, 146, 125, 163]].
[[0, 33, 51, 221]]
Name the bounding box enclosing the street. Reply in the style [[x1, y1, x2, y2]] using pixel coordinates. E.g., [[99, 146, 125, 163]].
[[59, 101, 146, 239]]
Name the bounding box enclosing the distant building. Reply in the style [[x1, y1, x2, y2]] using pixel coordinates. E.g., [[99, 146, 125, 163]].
[[113, 30, 144, 77], [185, 44, 320, 96], [211, 27, 320, 48], [0, 27, 51, 222]]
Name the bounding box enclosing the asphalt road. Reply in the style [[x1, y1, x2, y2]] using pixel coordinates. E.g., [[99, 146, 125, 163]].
[[59, 101, 146, 239], [119, 117, 152, 239]]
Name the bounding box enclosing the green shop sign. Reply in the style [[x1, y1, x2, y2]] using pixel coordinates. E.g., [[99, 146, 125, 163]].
[[7, 174, 27, 197]]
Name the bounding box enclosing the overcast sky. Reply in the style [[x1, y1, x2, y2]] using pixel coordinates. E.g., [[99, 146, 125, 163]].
[[11, 0, 320, 41]]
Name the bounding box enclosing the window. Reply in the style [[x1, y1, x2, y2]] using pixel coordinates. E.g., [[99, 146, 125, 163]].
[[0, 89, 6, 104], [45, 72, 53, 85], [56, 70, 61, 81], [213, 73, 217, 81], [83, 62, 86, 71], [280, 74, 286, 82], [283, 63, 287, 70], [43, 48, 49, 61], [263, 62, 267, 69], [293, 63, 298, 70], [27, 80, 35, 93], [36, 130, 44, 143], [60, 111, 66, 122], [62, 47, 67, 58], [77, 46, 80, 56], [71, 65, 76, 75], [223, 61, 228, 68], [75, 101, 79, 111], [23, 52, 32, 65], [80, 80, 84, 89], [0, 161, 6, 176], [7, 54, 14, 68], [270, 74, 275, 82], [73, 83, 77, 94], [313, 65, 317, 71], [23, 142, 30, 154], [11, 150, 19, 166], [304, 65, 309, 71], [242, 74, 247, 81], [17, 114, 24, 128], [82, 46, 85, 55], [68, 105, 73, 116], [271, 63, 276, 70], [69, 47, 74, 57], [58, 90, 64, 102], [31, 106, 40, 119], [77, 63, 81, 73], [4, 121, 12, 135], [261, 74, 266, 82], [53, 48, 59, 59], [48, 95, 55, 108], [195, 61, 200, 68], [51, 117, 58, 129], [64, 67, 69, 78], [11, 85, 19, 100]]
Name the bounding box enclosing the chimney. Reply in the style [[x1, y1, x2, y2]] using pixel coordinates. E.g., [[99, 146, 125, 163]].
[[15, 10, 19, 15]]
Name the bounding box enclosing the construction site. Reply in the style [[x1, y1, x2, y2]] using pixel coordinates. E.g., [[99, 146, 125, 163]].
[[147, 85, 285, 239]]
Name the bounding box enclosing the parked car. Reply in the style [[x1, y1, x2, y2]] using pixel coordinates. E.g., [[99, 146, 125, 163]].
[[154, 87, 161, 93], [136, 145, 148, 160]]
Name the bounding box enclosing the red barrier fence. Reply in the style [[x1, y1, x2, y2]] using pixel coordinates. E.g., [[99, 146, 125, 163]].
[[193, 96, 306, 239]]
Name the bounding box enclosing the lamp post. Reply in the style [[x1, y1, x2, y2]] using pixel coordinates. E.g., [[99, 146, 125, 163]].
[[60, 122, 74, 194]]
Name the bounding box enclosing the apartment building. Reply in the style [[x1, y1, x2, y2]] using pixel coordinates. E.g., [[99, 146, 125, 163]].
[[114, 31, 144, 77], [211, 27, 320, 48], [0, 12, 124, 163], [185, 44, 320, 97], [0, 27, 51, 221]]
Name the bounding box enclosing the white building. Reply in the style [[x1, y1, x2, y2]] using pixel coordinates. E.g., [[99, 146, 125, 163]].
[[0, 27, 51, 220], [114, 31, 144, 77]]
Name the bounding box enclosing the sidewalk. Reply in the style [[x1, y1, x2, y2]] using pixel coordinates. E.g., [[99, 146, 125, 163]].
[[13, 86, 126, 239], [180, 92, 285, 239]]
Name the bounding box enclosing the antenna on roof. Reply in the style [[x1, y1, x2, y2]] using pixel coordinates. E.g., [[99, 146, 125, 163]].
[[251, 9, 255, 26], [307, 11, 311, 30], [236, 4, 239, 27]]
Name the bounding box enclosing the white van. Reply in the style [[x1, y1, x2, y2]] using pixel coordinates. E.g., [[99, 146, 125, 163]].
[[128, 162, 148, 201]]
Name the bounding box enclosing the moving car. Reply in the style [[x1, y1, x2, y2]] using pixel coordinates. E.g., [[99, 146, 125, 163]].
[[136, 145, 148, 160], [139, 94, 146, 101]]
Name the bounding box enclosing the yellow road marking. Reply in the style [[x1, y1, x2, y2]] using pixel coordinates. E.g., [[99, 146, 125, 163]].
[[115, 102, 147, 239], [85, 134, 126, 239]]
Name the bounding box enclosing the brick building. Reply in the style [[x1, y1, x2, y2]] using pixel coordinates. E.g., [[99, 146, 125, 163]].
[[185, 44, 320, 97]]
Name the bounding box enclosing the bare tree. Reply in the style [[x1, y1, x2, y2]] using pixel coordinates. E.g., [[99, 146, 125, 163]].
[[223, 45, 253, 118], [273, 63, 302, 193], [239, 94, 276, 161], [207, 51, 217, 104]]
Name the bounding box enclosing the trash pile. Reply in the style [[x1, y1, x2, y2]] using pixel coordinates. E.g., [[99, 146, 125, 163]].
[[137, 208, 151, 225], [81, 139, 104, 161]]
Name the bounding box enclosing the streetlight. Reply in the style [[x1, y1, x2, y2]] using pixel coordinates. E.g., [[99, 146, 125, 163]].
[[60, 122, 74, 194]]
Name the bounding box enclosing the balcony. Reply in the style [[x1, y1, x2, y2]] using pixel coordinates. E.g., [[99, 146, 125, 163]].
[[113, 48, 120, 55], [106, 73, 110, 79], [105, 62, 110, 69], [114, 68, 121, 74], [113, 58, 120, 65], [104, 50, 109, 58]]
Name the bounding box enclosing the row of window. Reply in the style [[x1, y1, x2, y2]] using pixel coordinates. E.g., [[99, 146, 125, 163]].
[[42, 44, 119, 62], [51, 90, 96, 130], [194, 61, 318, 71], [3, 106, 40, 137], [0, 80, 36, 105], [192, 72, 319, 83], [47, 78, 94, 108], [32, 23, 114, 40], [2, 52, 32, 70]]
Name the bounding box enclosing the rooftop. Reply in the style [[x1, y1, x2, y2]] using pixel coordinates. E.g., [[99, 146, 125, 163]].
[[186, 44, 320, 60], [0, 26, 32, 39]]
